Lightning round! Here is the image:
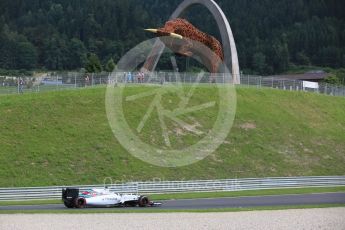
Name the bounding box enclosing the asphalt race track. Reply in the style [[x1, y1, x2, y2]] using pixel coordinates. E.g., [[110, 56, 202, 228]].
[[1, 193, 345, 211]]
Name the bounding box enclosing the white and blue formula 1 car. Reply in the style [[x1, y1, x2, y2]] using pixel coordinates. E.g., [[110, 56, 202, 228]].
[[62, 187, 162, 208]]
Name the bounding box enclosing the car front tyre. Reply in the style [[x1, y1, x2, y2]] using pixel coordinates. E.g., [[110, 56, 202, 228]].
[[138, 196, 149, 207]]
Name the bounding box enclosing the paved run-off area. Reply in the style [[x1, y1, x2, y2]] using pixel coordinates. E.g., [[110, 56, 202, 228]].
[[1, 208, 344, 230]]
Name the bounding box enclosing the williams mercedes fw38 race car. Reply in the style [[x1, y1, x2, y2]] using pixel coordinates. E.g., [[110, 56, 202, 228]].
[[62, 187, 162, 208]]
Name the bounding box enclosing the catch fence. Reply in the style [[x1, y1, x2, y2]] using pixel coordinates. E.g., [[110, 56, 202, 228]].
[[1, 72, 345, 97]]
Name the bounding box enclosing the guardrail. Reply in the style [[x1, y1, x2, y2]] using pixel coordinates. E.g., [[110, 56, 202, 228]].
[[0, 176, 344, 201]]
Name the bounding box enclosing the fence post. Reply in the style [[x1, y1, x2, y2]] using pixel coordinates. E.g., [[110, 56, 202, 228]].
[[17, 77, 19, 94]]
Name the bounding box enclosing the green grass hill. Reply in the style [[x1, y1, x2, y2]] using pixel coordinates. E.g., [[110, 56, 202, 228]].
[[0, 86, 344, 187]]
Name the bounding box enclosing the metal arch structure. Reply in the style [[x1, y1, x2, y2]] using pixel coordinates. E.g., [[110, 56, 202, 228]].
[[142, 0, 240, 84]]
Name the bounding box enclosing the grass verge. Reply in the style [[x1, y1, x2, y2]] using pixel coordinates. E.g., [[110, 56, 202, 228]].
[[1, 86, 345, 186], [150, 186, 345, 200]]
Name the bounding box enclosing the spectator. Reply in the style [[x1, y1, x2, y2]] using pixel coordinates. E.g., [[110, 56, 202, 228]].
[[127, 72, 133, 83], [85, 75, 90, 87], [19, 78, 24, 94], [140, 71, 145, 83], [137, 72, 144, 83]]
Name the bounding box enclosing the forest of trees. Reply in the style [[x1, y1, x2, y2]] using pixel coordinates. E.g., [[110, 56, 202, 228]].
[[0, 0, 344, 76]]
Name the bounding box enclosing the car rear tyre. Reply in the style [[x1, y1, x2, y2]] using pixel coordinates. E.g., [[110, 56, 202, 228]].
[[63, 201, 75, 208]]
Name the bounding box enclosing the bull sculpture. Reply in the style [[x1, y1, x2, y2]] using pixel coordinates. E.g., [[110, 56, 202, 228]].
[[144, 18, 224, 73]]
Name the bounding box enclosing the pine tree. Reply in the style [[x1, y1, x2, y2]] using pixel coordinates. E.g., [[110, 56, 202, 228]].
[[0, 0, 344, 73], [85, 53, 102, 73], [105, 58, 115, 72], [68, 38, 87, 69], [252, 52, 267, 75], [16, 42, 38, 70]]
